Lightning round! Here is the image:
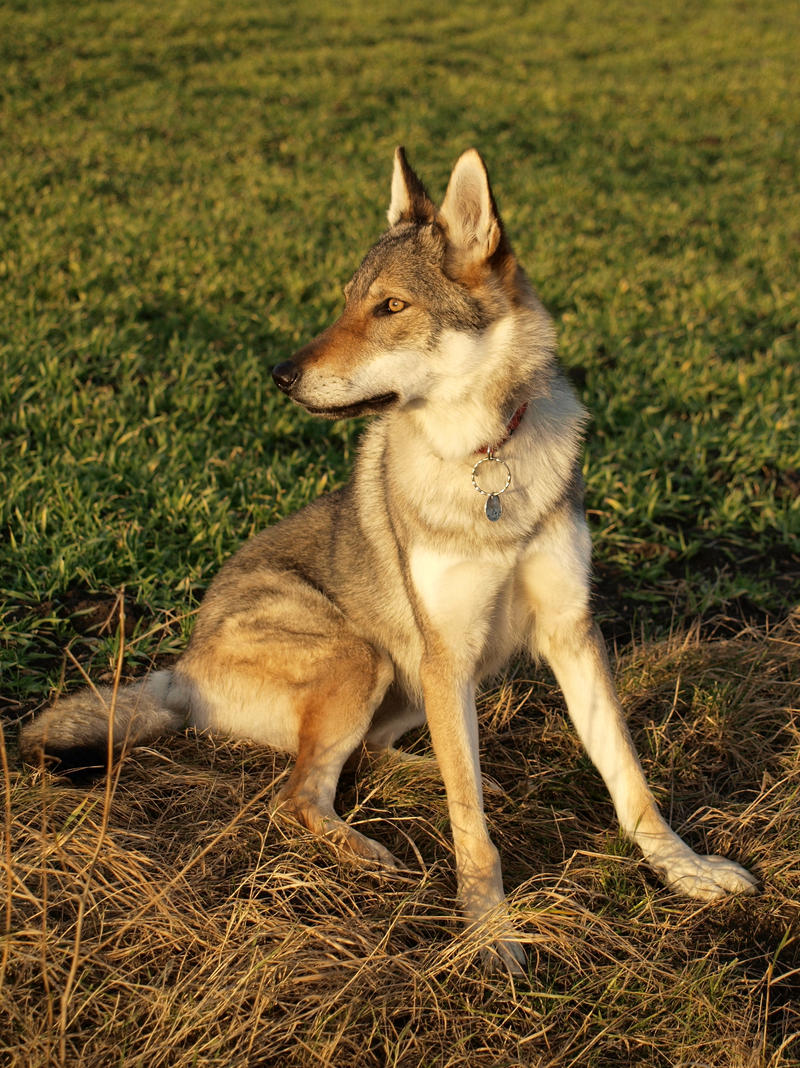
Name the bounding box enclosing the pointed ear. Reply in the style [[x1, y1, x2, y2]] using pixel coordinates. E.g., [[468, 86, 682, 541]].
[[387, 146, 436, 226], [438, 149, 504, 262]]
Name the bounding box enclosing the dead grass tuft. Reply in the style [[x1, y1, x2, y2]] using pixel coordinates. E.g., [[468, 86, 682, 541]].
[[2, 616, 798, 1066]]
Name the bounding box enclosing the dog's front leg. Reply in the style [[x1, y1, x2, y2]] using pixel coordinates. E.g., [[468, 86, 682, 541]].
[[525, 549, 757, 898], [420, 652, 526, 975]]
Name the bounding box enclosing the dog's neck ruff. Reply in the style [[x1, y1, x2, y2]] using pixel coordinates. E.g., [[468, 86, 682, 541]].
[[475, 402, 528, 456], [470, 402, 528, 523]]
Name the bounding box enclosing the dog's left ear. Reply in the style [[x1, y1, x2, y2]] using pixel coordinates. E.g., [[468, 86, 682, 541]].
[[388, 146, 436, 226], [438, 149, 504, 263]]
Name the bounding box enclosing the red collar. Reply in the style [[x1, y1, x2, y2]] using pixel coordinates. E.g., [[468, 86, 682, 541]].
[[476, 402, 528, 455]]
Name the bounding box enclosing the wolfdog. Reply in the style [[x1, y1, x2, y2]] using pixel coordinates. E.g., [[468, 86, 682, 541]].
[[20, 147, 756, 972]]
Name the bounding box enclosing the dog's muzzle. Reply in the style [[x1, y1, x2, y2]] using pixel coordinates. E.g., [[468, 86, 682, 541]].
[[272, 361, 300, 395]]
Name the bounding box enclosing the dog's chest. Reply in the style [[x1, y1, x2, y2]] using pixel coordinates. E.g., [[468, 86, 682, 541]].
[[408, 543, 519, 660]]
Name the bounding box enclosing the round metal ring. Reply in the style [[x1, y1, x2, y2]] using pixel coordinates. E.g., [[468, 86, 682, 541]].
[[471, 455, 512, 497]]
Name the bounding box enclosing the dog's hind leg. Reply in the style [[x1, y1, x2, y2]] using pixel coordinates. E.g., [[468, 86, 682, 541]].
[[273, 640, 400, 869], [524, 536, 757, 900], [179, 569, 398, 867]]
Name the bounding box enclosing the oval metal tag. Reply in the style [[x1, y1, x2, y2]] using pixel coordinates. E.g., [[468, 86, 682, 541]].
[[485, 494, 502, 521]]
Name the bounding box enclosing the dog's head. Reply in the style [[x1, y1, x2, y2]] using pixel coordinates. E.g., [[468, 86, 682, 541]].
[[272, 147, 539, 420]]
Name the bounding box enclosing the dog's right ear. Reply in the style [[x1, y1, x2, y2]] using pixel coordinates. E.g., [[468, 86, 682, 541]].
[[387, 146, 436, 226]]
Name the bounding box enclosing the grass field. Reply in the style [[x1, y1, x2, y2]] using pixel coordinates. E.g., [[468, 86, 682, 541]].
[[1, 0, 799, 1064]]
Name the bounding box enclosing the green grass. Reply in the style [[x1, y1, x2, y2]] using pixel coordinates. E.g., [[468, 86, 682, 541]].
[[1, 0, 799, 1063], [1, 0, 798, 695]]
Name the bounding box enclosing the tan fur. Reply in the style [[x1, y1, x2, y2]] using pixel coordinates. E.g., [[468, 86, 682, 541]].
[[20, 148, 757, 974]]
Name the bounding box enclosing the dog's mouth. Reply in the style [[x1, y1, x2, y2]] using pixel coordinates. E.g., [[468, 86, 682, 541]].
[[300, 392, 398, 419]]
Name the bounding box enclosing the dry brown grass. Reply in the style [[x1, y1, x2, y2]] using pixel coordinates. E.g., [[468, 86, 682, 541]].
[[2, 615, 798, 1067]]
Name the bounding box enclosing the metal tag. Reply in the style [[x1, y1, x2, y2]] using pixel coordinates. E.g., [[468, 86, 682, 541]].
[[485, 494, 502, 521]]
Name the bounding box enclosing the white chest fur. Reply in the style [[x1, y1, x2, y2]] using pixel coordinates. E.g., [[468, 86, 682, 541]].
[[409, 544, 515, 665]]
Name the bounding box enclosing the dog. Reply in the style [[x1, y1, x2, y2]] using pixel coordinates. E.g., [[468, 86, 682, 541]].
[[20, 147, 757, 973]]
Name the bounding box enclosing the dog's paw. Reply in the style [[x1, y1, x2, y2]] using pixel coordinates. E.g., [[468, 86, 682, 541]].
[[654, 849, 758, 901], [480, 932, 527, 977], [463, 901, 527, 978], [339, 824, 405, 871], [314, 814, 406, 871], [273, 792, 405, 871]]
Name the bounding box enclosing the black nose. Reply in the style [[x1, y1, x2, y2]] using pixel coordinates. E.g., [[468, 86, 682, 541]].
[[272, 361, 300, 394]]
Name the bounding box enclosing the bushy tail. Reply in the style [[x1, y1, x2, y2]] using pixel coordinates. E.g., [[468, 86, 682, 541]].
[[18, 670, 184, 772]]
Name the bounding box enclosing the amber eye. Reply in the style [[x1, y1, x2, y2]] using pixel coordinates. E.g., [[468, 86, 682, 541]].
[[373, 297, 408, 317]]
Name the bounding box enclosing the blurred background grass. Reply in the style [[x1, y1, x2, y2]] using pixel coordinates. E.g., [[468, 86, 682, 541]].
[[1, 0, 798, 709]]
